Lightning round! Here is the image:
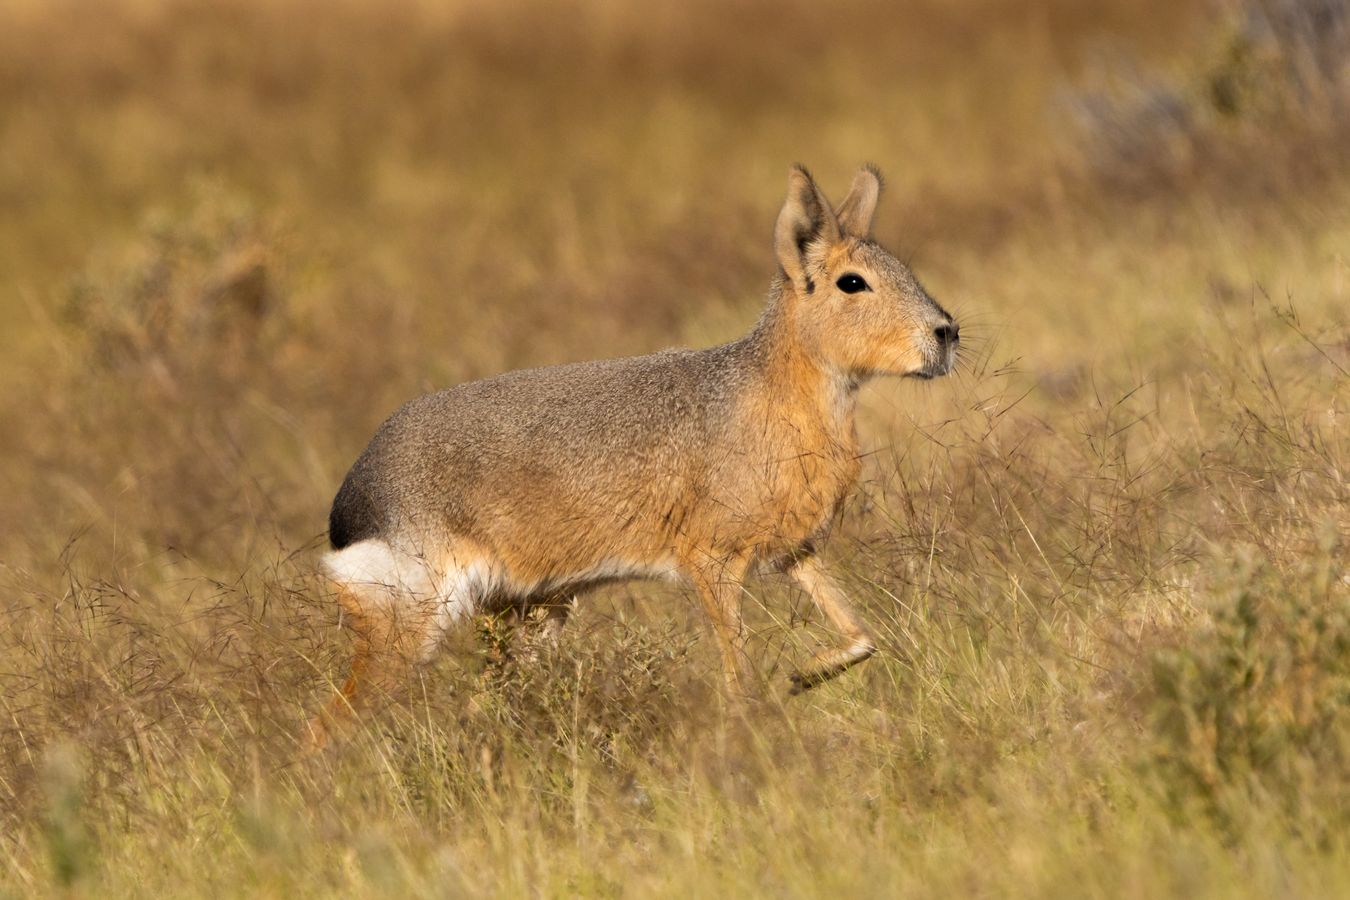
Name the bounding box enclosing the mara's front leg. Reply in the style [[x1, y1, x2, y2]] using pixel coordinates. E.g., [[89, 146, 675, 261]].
[[686, 557, 753, 699], [785, 554, 877, 694]]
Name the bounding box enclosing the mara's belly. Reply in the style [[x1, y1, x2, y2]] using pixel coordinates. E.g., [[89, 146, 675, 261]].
[[463, 452, 856, 584]]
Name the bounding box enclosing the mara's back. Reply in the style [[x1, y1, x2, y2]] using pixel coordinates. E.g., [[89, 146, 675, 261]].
[[329, 338, 758, 584]]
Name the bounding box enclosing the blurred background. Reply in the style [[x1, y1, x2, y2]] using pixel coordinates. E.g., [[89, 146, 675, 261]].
[[0, 0, 1347, 894]]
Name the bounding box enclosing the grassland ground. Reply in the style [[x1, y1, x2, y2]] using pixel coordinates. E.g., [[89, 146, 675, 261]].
[[1, 0, 1348, 896]]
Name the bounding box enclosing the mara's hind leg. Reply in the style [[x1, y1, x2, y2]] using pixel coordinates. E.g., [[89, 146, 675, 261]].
[[785, 554, 877, 695], [303, 540, 480, 753], [304, 584, 441, 753]]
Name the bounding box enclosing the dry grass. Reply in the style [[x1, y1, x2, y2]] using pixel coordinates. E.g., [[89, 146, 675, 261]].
[[1, 0, 1348, 896]]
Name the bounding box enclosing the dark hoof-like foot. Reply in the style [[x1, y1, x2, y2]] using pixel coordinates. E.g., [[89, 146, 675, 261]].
[[786, 640, 877, 696]]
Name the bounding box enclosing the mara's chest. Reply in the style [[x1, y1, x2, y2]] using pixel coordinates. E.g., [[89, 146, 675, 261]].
[[705, 405, 862, 553], [767, 424, 861, 533]]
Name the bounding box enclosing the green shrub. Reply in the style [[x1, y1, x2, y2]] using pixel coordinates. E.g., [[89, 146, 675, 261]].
[[1149, 528, 1350, 839]]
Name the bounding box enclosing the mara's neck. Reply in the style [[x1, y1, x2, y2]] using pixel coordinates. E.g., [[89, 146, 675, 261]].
[[735, 280, 860, 434]]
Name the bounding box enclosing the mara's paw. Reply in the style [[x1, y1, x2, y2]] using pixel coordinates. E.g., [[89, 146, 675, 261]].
[[786, 640, 877, 696]]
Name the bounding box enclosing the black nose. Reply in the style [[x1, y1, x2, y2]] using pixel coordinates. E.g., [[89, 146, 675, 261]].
[[933, 322, 959, 346]]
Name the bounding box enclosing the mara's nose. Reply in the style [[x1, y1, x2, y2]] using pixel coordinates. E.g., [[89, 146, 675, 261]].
[[933, 322, 960, 346]]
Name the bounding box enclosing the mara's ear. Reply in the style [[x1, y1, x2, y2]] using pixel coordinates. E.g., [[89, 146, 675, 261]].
[[834, 164, 883, 239], [774, 165, 840, 295]]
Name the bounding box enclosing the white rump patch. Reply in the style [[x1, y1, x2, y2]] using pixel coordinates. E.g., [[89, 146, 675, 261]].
[[323, 540, 435, 596], [322, 539, 501, 642]]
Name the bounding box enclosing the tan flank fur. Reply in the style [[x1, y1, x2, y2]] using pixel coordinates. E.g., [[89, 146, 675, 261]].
[[307, 165, 959, 749]]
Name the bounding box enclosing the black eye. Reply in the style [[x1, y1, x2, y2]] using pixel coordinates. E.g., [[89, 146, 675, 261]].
[[836, 273, 870, 294]]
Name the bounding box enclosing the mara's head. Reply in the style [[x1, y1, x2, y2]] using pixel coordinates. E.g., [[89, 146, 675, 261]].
[[773, 164, 958, 381]]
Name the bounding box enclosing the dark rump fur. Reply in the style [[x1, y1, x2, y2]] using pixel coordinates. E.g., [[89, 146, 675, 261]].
[[328, 465, 383, 549]]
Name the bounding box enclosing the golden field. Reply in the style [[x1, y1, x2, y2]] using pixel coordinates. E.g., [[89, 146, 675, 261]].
[[1, 0, 1348, 895]]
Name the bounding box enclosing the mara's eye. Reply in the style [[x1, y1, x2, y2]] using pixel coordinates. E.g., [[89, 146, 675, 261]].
[[836, 273, 870, 294]]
